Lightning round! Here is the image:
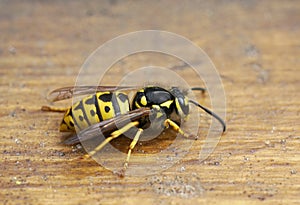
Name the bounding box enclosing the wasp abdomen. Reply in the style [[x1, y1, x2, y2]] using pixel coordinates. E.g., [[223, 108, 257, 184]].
[[60, 91, 130, 132]]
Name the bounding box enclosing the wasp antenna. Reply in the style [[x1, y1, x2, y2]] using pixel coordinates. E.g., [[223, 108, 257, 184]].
[[191, 87, 206, 93], [189, 99, 226, 132]]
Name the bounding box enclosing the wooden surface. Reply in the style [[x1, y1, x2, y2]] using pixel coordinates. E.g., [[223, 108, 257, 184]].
[[1, 1, 299, 204]]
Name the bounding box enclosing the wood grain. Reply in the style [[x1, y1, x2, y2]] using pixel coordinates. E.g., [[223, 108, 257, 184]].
[[1, 1, 299, 204]]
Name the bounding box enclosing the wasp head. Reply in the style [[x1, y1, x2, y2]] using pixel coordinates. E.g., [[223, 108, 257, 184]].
[[170, 87, 189, 119]]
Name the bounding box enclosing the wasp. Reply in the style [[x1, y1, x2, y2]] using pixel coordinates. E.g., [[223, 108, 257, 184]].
[[42, 85, 226, 176]]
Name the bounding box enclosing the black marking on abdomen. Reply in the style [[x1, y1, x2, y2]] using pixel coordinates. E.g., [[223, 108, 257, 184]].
[[69, 109, 81, 130], [94, 94, 103, 121], [74, 101, 91, 126], [104, 106, 110, 113], [99, 93, 112, 102], [85, 96, 95, 105], [90, 109, 96, 116], [118, 93, 128, 102], [111, 93, 121, 116], [69, 120, 74, 127]]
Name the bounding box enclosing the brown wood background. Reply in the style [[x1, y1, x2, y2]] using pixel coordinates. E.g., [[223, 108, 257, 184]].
[[0, 1, 299, 204]]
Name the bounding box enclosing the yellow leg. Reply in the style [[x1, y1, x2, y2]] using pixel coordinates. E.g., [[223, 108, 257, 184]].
[[84, 121, 139, 158], [164, 119, 195, 138], [41, 105, 68, 113], [119, 128, 143, 176]]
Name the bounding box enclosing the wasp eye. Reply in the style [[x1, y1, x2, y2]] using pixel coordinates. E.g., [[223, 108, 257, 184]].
[[178, 97, 189, 116]]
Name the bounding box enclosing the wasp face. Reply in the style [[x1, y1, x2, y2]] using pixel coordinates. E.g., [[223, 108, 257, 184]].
[[170, 87, 189, 118]]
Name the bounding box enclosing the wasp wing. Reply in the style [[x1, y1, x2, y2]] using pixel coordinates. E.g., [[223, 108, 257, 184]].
[[63, 107, 152, 145], [47, 85, 139, 102]]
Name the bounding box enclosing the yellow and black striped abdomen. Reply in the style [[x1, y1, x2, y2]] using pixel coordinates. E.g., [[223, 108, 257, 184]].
[[60, 91, 130, 132]]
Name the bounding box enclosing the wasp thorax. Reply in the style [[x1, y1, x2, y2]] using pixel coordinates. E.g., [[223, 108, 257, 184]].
[[132, 87, 174, 116], [132, 89, 148, 109]]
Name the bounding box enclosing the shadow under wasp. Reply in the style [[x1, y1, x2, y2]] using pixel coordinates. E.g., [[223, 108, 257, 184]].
[[42, 85, 226, 176]]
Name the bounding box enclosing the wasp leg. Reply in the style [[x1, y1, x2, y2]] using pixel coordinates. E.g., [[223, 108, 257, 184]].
[[84, 121, 139, 158], [164, 119, 197, 139], [41, 105, 68, 113], [119, 128, 143, 177]]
